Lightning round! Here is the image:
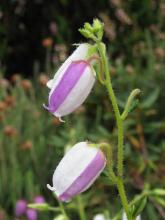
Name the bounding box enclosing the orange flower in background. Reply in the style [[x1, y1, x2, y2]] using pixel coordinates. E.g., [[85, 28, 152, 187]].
[[3, 125, 18, 137], [155, 47, 165, 59], [126, 65, 134, 75], [0, 78, 10, 88], [52, 117, 61, 126], [0, 114, 5, 122], [20, 141, 33, 150], [0, 101, 7, 112], [38, 74, 49, 86], [4, 96, 16, 107], [21, 80, 32, 90], [10, 73, 21, 82], [42, 38, 53, 48]]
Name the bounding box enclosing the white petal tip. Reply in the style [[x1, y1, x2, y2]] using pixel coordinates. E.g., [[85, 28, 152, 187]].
[[47, 184, 56, 191], [58, 117, 65, 123], [46, 79, 54, 89]]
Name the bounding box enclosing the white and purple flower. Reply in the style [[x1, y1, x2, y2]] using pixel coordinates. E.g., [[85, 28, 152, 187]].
[[44, 43, 96, 118], [47, 142, 106, 202]]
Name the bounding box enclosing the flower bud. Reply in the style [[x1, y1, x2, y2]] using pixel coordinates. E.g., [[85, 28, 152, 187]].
[[15, 199, 27, 217], [34, 195, 45, 204], [26, 208, 37, 220], [47, 142, 106, 202], [44, 44, 95, 118]]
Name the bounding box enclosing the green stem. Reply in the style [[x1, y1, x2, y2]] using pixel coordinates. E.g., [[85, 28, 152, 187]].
[[100, 143, 117, 183], [77, 196, 86, 220], [97, 42, 131, 220], [59, 201, 69, 220], [121, 89, 141, 120]]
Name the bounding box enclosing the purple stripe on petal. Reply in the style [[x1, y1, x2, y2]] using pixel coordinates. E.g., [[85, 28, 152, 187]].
[[58, 150, 105, 202], [48, 61, 88, 113]]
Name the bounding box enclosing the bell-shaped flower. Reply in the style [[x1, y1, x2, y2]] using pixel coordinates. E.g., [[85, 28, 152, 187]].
[[44, 43, 96, 118], [47, 142, 106, 202]]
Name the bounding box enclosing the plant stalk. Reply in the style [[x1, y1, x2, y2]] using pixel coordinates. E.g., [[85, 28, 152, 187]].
[[97, 42, 131, 220], [77, 196, 87, 220]]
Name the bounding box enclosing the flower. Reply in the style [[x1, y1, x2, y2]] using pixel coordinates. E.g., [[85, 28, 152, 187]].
[[47, 142, 106, 202], [21, 79, 32, 90], [122, 212, 141, 220], [3, 125, 17, 137], [42, 38, 53, 48], [34, 195, 45, 204], [20, 140, 33, 150], [26, 208, 37, 220], [15, 199, 27, 217], [38, 74, 49, 86], [44, 43, 95, 119], [93, 214, 106, 220]]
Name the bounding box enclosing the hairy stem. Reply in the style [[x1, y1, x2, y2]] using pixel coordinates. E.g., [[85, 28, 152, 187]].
[[97, 42, 131, 220], [77, 196, 87, 220]]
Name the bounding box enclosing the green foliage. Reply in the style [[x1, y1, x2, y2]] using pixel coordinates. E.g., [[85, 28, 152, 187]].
[[0, 0, 165, 219]]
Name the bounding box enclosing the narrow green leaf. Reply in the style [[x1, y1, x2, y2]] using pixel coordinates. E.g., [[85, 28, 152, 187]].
[[142, 88, 160, 109], [132, 196, 147, 217]]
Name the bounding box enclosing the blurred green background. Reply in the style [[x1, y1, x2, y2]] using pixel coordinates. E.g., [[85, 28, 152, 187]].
[[0, 0, 165, 219]]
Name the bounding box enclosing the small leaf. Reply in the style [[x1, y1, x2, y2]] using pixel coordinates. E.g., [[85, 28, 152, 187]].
[[128, 99, 139, 113], [151, 188, 165, 196], [78, 28, 92, 38], [28, 203, 50, 211], [142, 88, 160, 109], [132, 196, 147, 217], [154, 197, 165, 207], [84, 22, 93, 32]]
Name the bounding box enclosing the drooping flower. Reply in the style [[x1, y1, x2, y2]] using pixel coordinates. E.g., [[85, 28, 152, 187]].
[[15, 199, 27, 217], [47, 142, 106, 202], [44, 44, 96, 119], [26, 208, 37, 220]]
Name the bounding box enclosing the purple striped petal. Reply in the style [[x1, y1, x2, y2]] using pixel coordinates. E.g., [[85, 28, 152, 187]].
[[48, 61, 88, 113], [58, 150, 105, 202]]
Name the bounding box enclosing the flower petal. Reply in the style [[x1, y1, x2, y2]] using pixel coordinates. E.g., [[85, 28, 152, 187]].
[[48, 61, 88, 113], [47, 43, 90, 90], [54, 64, 95, 117], [58, 150, 106, 201]]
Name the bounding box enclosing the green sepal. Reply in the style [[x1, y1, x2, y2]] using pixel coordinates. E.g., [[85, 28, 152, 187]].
[[84, 22, 93, 32], [150, 188, 165, 196], [86, 44, 97, 58], [28, 203, 50, 211], [78, 28, 92, 39]]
